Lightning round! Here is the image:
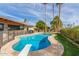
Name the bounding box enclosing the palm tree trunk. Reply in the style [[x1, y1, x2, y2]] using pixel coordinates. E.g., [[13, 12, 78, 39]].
[[43, 3, 47, 32], [52, 3, 54, 19], [58, 3, 62, 19], [59, 4, 60, 18]]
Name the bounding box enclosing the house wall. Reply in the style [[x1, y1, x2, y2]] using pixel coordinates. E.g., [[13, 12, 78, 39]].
[[0, 23, 27, 49]]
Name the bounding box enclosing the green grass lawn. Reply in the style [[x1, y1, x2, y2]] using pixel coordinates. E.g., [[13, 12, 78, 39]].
[[55, 34, 79, 56]]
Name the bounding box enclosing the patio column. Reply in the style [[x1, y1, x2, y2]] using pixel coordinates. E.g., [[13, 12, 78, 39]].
[[3, 24, 8, 45]]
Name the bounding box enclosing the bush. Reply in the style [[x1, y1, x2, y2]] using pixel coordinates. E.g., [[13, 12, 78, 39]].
[[60, 28, 79, 43]]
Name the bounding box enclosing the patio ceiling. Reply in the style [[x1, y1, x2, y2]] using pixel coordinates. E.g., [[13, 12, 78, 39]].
[[0, 17, 27, 26]]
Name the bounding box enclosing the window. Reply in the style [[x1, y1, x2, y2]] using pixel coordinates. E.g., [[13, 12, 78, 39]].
[[0, 23, 4, 30]]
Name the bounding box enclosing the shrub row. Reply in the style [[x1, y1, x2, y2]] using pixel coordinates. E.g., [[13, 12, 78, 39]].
[[60, 28, 79, 42]]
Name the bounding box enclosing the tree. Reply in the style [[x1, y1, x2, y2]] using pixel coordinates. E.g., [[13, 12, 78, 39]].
[[50, 16, 63, 32], [43, 3, 47, 32], [56, 3, 63, 18], [36, 20, 47, 32], [52, 3, 54, 19]]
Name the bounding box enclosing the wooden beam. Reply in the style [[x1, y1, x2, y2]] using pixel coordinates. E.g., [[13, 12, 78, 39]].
[[0, 18, 26, 26]]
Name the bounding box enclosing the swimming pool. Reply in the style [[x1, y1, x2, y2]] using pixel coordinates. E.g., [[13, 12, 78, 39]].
[[12, 34, 51, 52]]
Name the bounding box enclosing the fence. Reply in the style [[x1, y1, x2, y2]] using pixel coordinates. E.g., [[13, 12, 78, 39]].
[[0, 30, 27, 49], [0, 31, 3, 49]]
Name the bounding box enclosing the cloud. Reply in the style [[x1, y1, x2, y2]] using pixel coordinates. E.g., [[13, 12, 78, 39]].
[[0, 3, 79, 26], [0, 11, 23, 21], [61, 4, 79, 26]]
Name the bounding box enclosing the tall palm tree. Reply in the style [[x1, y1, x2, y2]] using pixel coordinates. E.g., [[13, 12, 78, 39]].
[[43, 3, 47, 32], [52, 3, 54, 19], [50, 3, 54, 32], [56, 3, 62, 18]]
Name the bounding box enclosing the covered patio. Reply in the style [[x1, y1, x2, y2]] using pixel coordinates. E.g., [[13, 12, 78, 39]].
[[0, 17, 27, 31]]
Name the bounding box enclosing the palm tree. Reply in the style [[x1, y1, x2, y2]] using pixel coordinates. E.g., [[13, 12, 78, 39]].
[[43, 3, 47, 32], [56, 3, 62, 18], [51, 16, 63, 32], [50, 3, 54, 32], [52, 3, 54, 19]]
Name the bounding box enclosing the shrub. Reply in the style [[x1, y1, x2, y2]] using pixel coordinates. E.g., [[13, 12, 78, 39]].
[[60, 28, 79, 43]]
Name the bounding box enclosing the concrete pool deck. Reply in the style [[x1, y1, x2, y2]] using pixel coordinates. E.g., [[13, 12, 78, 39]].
[[0, 33, 64, 56]]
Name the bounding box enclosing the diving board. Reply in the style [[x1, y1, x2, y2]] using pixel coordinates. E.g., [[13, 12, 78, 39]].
[[18, 44, 32, 56]]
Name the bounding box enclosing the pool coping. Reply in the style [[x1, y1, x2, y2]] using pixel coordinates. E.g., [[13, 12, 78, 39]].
[[0, 32, 64, 56]]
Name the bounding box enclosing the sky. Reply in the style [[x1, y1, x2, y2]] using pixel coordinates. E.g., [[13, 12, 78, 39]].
[[0, 3, 79, 27]]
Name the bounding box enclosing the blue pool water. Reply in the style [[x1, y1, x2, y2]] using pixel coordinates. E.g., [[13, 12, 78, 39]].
[[12, 34, 51, 52]]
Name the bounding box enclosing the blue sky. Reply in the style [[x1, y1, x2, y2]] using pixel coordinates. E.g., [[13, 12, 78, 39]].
[[0, 3, 79, 27]]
